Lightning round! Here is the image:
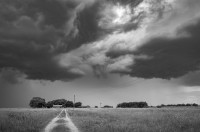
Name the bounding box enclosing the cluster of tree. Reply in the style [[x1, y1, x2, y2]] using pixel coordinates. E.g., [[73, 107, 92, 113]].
[[103, 105, 113, 108], [29, 97, 82, 108], [157, 103, 198, 108], [46, 99, 74, 108], [29, 97, 46, 108], [117, 102, 148, 108], [80, 105, 91, 108]]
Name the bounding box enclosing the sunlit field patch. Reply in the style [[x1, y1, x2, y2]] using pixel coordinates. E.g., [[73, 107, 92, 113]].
[[0, 108, 60, 132], [68, 107, 200, 132]]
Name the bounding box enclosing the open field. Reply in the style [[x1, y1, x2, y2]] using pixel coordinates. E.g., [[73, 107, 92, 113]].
[[68, 107, 200, 132], [0, 108, 61, 132], [0, 107, 200, 132]]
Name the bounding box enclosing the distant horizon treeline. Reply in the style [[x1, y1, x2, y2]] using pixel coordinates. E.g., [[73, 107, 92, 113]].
[[29, 97, 82, 108], [117, 102, 148, 108], [29, 97, 199, 109], [157, 103, 198, 108]]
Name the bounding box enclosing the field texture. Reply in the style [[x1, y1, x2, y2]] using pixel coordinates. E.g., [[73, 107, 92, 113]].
[[0, 108, 60, 132], [68, 107, 200, 132]]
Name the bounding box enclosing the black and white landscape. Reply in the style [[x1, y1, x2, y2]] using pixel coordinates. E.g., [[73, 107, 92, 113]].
[[0, 0, 200, 131]]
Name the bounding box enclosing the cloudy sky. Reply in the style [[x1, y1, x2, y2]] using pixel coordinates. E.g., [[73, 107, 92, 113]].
[[1, 0, 200, 108]]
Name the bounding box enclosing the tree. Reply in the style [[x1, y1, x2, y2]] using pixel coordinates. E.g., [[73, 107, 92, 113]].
[[52, 99, 67, 106], [192, 103, 198, 106], [75, 102, 82, 108], [64, 101, 74, 107], [29, 97, 46, 108], [103, 105, 113, 108], [117, 102, 148, 108], [46, 101, 53, 108], [187, 103, 192, 106]]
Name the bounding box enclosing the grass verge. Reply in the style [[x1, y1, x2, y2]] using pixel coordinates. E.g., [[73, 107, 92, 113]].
[[0, 108, 60, 132]]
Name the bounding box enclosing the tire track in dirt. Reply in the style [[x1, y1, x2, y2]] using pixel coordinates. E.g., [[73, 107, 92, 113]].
[[44, 109, 79, 132]]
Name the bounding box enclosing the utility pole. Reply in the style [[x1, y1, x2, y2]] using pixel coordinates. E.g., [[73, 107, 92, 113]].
[[100, 102, 102, 108], [73, 94, 75, 111]]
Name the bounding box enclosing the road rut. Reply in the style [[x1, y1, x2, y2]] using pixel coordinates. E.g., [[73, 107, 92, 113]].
[[44, 109, 79, 132]]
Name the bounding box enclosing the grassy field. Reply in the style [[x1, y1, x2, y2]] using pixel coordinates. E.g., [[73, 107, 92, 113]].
[[0, 108, 60, 132], [0, 107, 200, 132], [68, 107, 200, 132]]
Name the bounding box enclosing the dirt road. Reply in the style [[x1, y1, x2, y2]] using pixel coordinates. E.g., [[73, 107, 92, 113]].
[[44, 109, 79, 132]]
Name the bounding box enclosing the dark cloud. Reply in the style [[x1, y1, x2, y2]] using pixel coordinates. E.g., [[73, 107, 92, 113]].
[[65, 1, 106, 51], [28, 0, 77, 29], [102, 0, 200, 80], [0, 0, 93, 81], [0, 40, 83, 81], [0, 0, 151, 81], [1, 0, 200, 81], [106, 49, 132, 59], [125, 20, 200, 79], [107, 0, 142, 6]]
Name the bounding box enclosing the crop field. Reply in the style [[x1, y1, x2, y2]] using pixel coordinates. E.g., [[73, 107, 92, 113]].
[[68, 107, 200, 132], [0, 107, 200, 132], [0, 108, 60, 132]]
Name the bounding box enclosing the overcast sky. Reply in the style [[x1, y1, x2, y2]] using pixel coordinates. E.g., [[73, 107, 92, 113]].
[[1, 0, 200, 108]]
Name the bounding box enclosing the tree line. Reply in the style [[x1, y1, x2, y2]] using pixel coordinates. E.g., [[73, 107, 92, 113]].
[[157, 103, 198, 108], [29, 97, 82, 108], [117, 102, 148, 108], [29, 97, 199, 108]]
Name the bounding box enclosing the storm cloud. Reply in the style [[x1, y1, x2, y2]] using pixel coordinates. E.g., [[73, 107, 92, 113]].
[[0, 0, 99, 81], [2, 0, 200, 108], [1, 0, 200, 81]]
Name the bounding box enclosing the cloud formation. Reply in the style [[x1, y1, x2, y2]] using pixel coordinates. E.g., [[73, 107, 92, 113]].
[[0, 0, 98, 81], [128, 20, 200, 79], [1, 0, 200, 81], [58, 0, 200, 79]]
